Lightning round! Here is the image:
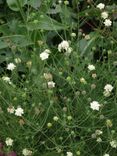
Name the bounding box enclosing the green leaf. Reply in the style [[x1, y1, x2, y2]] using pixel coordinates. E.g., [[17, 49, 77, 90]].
[[0, 40, 8, 49], [79, 32, 100, 57], [6, 0, 26, 11], [28, 0, 41, 9], [27, 14, 67, 31]]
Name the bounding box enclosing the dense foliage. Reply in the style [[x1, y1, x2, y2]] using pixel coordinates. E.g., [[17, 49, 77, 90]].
[[0, 0, 117, 156]]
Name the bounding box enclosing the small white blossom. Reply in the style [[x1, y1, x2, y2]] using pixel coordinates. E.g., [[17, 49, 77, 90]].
[[90, 101, 100, 111], [97, 3, 105, 10], [2, 76, 11, 84], [58, 40, 69, 52], [67, 151, 73, 156], [5, 137, 13, 146], [47, 81, 55, 88], [7, 106, 15, 114], [53, 116, 59, 121], [88, 64, 95, 71], [110, 140, 117, 148], [15, 107, 24, 117], [22, 148, 32, 156], [7, 63, 16, 71], [104, 154, 109, 156], [104, 84, 113, 92], [101, 12, 108, 19], [104, 19, 112, 27], [96, 137, 102, 142], [95, 130, 103, 135], [40, 49, 51, 60]]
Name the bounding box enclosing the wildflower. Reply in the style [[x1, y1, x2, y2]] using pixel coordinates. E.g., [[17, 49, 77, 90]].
[[67, 116, 72, 121], [97, 3, 105, 10], [53, 116, 59, 121], [95, 130, 103, 135], [104, 84, 113, 92], [7, 106, 15, 114], [44, 73, 53, 81], [22, 148, 32, 156], [47, 81, 55, 88], [88, 64, 95, 71], [101, 12, 108, 19], [80, 77, 87, 84], [15, 107, 24, 117], [104, 154, 109, 156], [104, 19, 112, 27], [90, 101, 100, 111], [2, 76, 11, 84], [110, 140, 117, 148], [47, 123, 52, 128], [7, 63, 16, 71], [58, 40, 69, 52], [67, 152, 73, 156], [5, 138, 13, 146], [40, 49, 51, 60], [71, 32, 76, 37], [96, 137, 102, 142], [92, 73, 97, 79]]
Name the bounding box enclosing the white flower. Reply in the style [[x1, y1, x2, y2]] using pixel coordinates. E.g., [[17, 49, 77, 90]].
[[88, 64, 95, 71], [22, 148, 32, 156], [7, 63, 16, 71], [90, 101, 100, 111], [104, 84, 113, 92], [58, 40, 69, 52], [96, 137, 102, 142], [67, 152, 73, 156], [101, 12, 108, 19], [53, 116, 59, 121], [15, 107, 24, 116], [110, 140, 117, 148], [104, 154, 109, 156], [104, 19, 112, 27], [97, 3, 105, 10], [5, 137, 13, 146], [7, 106, 15, 114], [2, 76, 11, 84], [95, 130, 103, 135], [47, 81, 55, 88], [40, 49, 51, 60]]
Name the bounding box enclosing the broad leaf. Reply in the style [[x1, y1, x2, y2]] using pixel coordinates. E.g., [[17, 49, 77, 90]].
[[27, 14, 67, 31]]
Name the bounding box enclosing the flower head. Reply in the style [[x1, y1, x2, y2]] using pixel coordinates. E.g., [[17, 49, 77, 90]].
[[67, 152, 73, 156], [47, 81, 55, 88], [5, 138, 13, 146], [104, 84, 113, 92], [101, 12, 108, 19], [15, 107, 24, 117], [88, 64, 95, 71], [90, 101, 100, 111], [110, 140, 117, 148], [97, 3, 105, 10], [22, 148, 32, 156], [40, 49, 51, 60], [104, 19, 112, 27], [7, 63, 16, 71], [58, 40, 69, 52], [2, 76, 11, 84]]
